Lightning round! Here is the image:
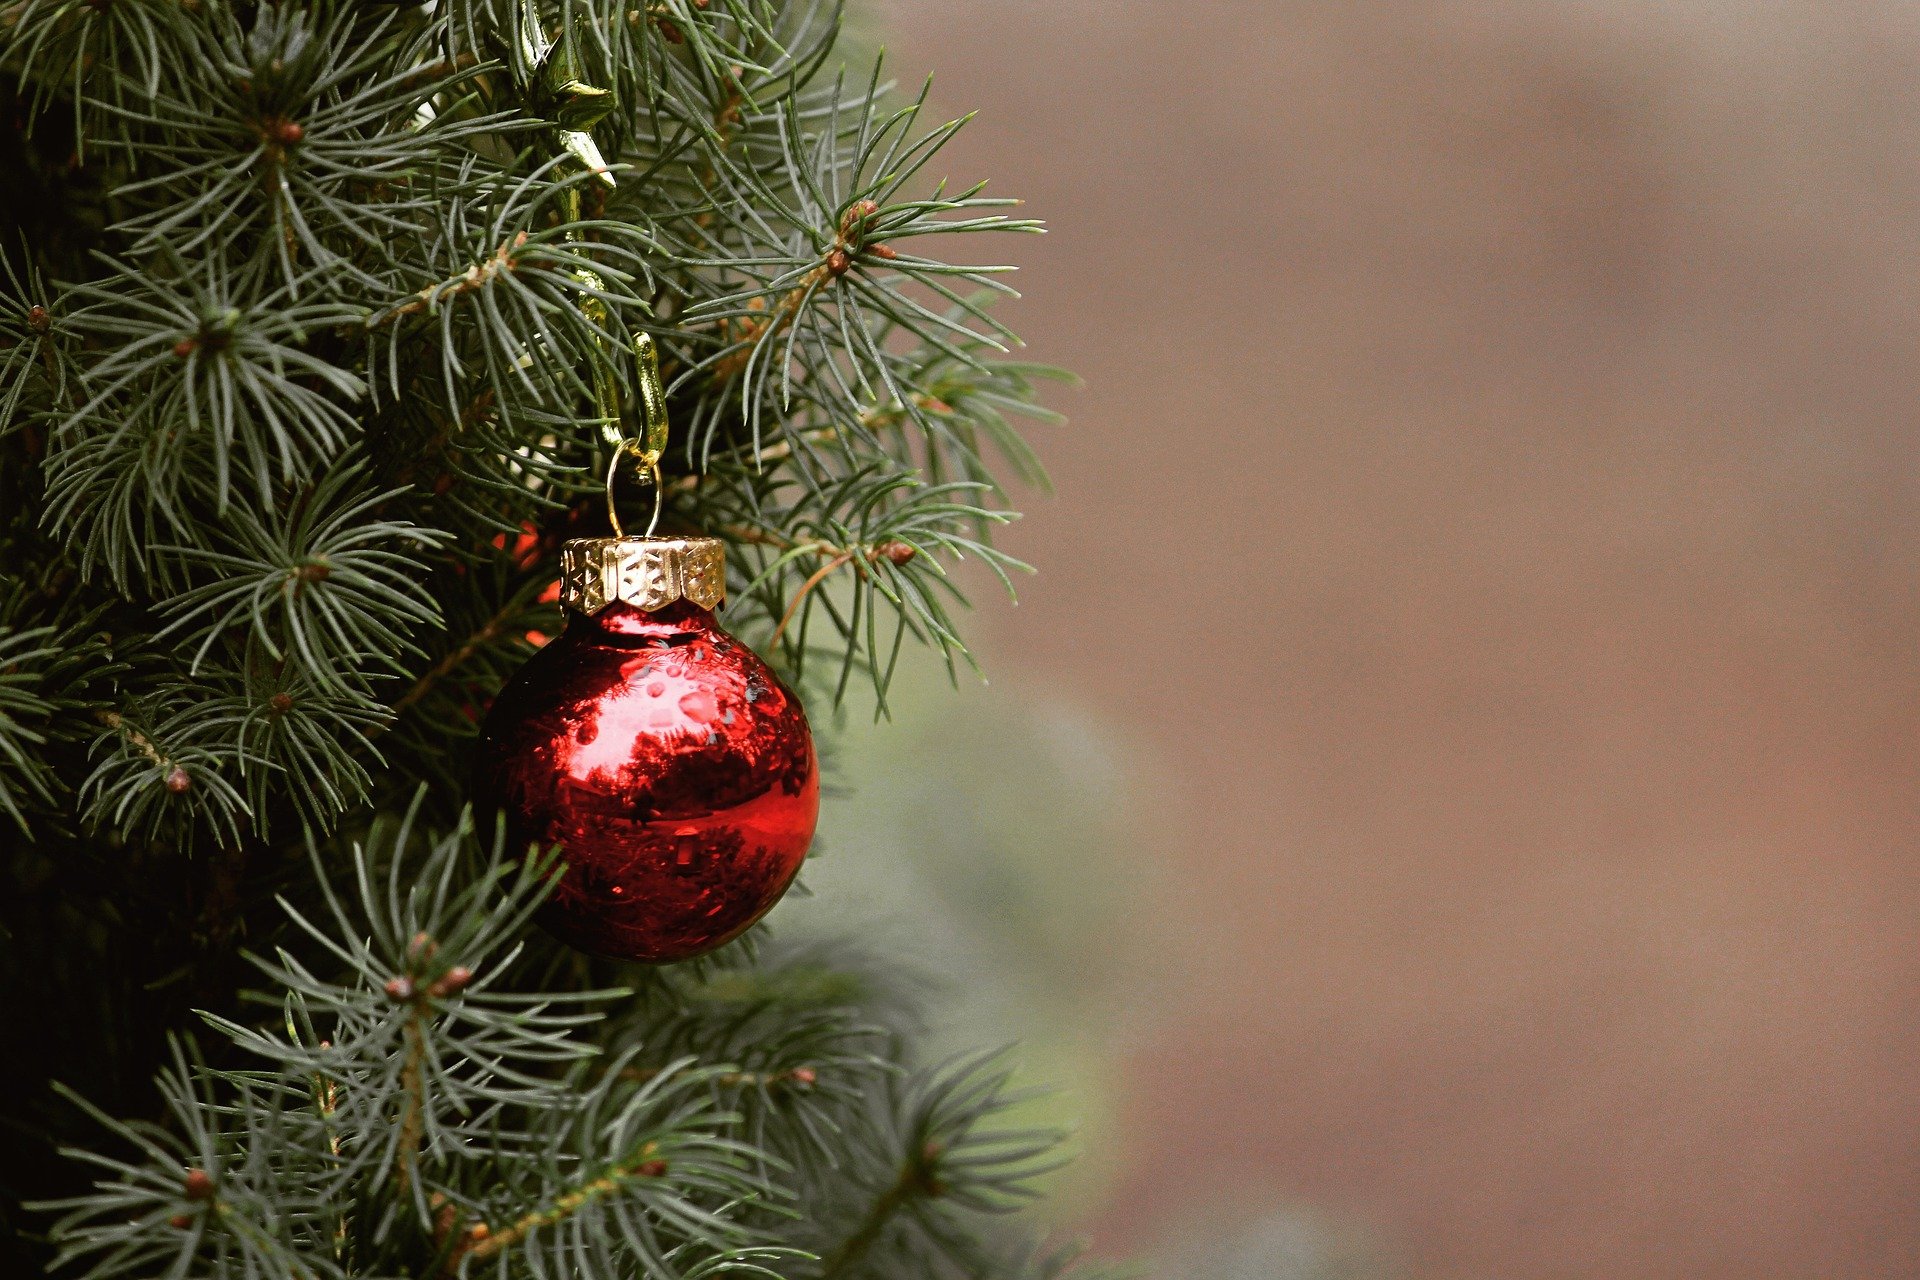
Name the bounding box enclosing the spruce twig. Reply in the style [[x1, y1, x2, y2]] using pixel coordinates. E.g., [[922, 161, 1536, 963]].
[[3, 2, 1083, 1276]]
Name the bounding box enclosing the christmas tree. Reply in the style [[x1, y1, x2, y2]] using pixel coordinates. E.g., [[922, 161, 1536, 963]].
[[0, 2, 1086, 1276]]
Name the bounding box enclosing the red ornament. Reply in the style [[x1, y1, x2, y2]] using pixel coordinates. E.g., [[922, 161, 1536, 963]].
[[472, 536, 817, 962]]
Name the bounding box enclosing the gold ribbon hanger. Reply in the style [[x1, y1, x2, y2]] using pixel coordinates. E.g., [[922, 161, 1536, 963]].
[[511, 1, 667, 539], [602, 332, 670, 539]]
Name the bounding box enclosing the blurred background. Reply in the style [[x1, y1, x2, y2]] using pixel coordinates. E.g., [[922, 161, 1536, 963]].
[[787, 3, 1920, 1277]]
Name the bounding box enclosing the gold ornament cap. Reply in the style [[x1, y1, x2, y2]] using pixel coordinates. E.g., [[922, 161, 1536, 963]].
[[560, 535, 726, 615]]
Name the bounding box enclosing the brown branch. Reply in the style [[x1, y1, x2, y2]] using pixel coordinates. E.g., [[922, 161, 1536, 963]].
[[767, 551, 851, 648], [394, 1006, 427, 1196], [311, 1048, 349, 1262], [706, 265, 829, 386], [714, 523, 798, 551], [818, 1142, 946, 1280], [372, 232, 529, 327], [92, 707, 194, 793], [464, 1144, 669, 1261], [91, 708, 166, 767], [756, 537, 916, 648], [388, 600, 517, 719], [670, 391, 953, 491], [707, 200, 884, 386]]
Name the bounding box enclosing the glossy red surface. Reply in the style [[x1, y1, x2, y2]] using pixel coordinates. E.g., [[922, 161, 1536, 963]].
[[471, 599, 817, 962]]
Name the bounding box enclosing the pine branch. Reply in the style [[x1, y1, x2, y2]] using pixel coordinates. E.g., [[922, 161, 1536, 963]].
[[371, 230, 531, 324], [465, 1141, 670, 1259], [816, 1149, 933, 1280], [393, 992, 429, 1199], [388, 598, 519, 718], [5, 2, 1091, 1275]]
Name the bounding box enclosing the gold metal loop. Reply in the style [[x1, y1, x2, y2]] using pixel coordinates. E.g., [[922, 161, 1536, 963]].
[[594, 332, 671, 539], [605, 445, 663, 539]]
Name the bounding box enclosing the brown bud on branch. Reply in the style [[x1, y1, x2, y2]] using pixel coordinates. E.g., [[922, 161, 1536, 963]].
[[839, 199, 880, 236]]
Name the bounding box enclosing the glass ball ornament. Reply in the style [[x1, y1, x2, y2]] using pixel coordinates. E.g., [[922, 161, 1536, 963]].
[[471, 535, 817, 962]]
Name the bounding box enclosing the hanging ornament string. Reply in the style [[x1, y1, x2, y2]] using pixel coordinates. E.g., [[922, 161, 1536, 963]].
[[560, 248, 664, 537], [603, 333, 670, 538], [564, 218, 668, 539], [511, 1, 666, 539]]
